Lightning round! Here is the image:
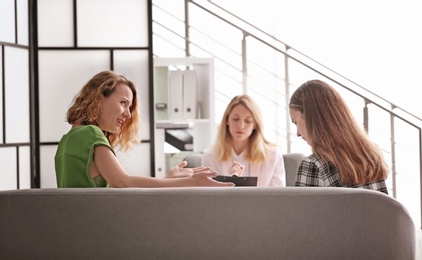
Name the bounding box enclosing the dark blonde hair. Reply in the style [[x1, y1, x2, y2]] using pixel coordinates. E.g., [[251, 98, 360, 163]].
[[67, 70, 140, 151], [215, 94, 275, 164], [289, 79, 389, 185]]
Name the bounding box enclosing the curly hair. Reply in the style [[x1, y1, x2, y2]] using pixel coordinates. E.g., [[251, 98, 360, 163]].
[[214, 94, 276, 164], [66, 71, 140, 151], [289, 79, 389, 185]]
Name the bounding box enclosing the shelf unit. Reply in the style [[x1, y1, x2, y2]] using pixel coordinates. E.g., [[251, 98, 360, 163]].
[[153, 57, 215, 177]]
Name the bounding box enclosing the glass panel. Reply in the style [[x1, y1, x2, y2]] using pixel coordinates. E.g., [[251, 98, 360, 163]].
[[0, 0, 15, 43], [246, 37, 287, 145], [116, 143, 151, 177], [190, 4, 242, 56], [19, 146, 31, 189], [153, 0, 185, 21], [0, 48, 3, 144], [17, 0, 28, 45], [152, 34, 186, 58], [367, 104, 391, 155], [0, 147, 17, 190], [40, 145, 58, 188], [287, 51, 325, 88], [77, 0, 148, 47], [214, 60, 242, 99], [151, 1, 185, 57], [247, 37, 286, 86], [394, 118, 420, 227], [38, 50, 110, 142], [5, 46, 29, 143], [37, 0, 73, 47], [113, 50, 150, 140]]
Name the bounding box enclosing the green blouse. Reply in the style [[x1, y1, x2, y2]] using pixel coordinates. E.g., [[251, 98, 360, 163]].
[[55, 125, 114, 188]]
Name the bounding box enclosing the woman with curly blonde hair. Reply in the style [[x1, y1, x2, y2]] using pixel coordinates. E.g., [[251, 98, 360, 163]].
[[202, 94, 285, 186], [55, 71, 233, 188], [289, 79, 389, 193]]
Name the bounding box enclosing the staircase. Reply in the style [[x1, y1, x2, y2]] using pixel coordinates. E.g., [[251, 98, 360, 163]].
[[151, 0, 422, 228]]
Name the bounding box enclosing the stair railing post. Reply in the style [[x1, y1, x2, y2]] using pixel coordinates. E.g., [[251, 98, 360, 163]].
[[419, 127, 422, 229], [390, 106, 397, 199], [184, 0, 190, 57], [285, 46, 291, 152], [241, 32, 248, 94]]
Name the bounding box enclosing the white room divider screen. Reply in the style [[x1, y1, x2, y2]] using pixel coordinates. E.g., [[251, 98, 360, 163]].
[[1, 0, 154, 189], [0, 0, 31, 190], [37, 0, 152, 188]]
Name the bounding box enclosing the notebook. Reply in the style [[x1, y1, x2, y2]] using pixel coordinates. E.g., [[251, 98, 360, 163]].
[[213, 175, 258, 186]]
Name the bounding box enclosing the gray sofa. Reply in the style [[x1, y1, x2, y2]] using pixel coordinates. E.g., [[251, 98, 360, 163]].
[[0, 187, 415, 259]]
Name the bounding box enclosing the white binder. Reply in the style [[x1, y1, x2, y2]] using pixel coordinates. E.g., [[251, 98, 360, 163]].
[[169, 70, 183, 120], [183, 70, 197, 119], [153, 67, 169, 120]]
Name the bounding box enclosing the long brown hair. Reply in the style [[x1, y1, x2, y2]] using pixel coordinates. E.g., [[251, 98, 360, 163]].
[[289, 79, 389, 184], [66, 70, 140, 151], [215, 94, 275, 164]]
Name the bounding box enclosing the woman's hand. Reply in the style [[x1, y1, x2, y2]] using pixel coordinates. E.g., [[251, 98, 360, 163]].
[[190, 171, 235, 187], [167, 161, 234, 187], [229, 161, 245, 176], [166, 161, 192, 178], [167, 161, 218, 178]]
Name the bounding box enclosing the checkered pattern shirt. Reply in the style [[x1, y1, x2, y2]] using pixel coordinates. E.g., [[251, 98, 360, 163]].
[[295, 154, 388, 194]]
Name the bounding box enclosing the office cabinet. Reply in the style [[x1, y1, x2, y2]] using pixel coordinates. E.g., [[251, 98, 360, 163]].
[[153, 57, 215, 177]]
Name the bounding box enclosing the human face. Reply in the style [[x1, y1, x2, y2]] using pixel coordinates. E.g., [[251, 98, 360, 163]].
[[289, 108, 311, 145], [98, 83, 133, 133], [227, 104, 255, 145]]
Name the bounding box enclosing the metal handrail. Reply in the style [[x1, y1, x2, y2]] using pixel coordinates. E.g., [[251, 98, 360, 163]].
[[190, 0, 422, 125], [152, 0, 422, 227]]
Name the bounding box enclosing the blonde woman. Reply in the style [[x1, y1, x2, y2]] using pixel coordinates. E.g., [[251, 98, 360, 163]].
[[289, 79, 389, 193], [55, 71, 233, 188], [202, 95, 285, 187]]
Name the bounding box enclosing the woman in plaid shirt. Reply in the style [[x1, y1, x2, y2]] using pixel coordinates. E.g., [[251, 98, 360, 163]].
[[289, 79, 389, 194]]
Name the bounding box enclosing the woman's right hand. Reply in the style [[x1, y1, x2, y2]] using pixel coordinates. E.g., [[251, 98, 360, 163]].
[[229, 161, 245, 176]]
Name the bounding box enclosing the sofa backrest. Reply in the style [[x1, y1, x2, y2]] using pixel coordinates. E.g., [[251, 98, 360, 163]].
[[184, 152, 203, 168], [0, 187, 415, 260], [282, 152, 306, 186]]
